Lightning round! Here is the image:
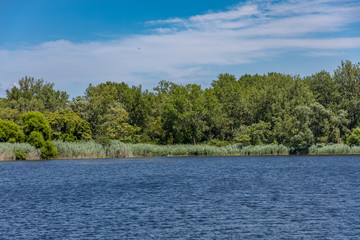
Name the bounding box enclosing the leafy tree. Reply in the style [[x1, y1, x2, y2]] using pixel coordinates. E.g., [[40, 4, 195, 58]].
[[212, 73, 247, 139], [46, 110, 92, 142], [98, 103, 140, 142], [27, 131, 45, 148], [85, 81, 153, 141], [334, 60, 360, 129], [161, 83, 214, 144], [304, 70, 339, 109], [40, 140, 58, 159], [346, 127, 360, 145], [0, 107, 22, 124], [6, 76, 68, 112], [0, 119, 25, 143], [21, 111, 51, 141], [235, 121, 271, 145]]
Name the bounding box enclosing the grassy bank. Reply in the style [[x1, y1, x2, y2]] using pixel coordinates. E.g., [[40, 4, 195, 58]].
[[0, 141, 290, 161], [0, 143, 40, 161], [3, 141, 360, 161], [309, 144, 360, 155]]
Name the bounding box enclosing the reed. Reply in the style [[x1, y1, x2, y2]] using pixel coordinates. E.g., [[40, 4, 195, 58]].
[[309, 144, 360, 155], [240, 144, 289, 155], [1, 141, 291, 161], [54, 141, 107, 159], [0, 143, 40, 161]]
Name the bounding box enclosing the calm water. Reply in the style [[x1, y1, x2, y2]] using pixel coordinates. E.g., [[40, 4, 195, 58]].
[[1, 155, 360, 239]]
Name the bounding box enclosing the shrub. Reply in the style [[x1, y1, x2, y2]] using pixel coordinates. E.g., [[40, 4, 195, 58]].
[[27, 131, 45, 148], [21, 111, 51, 140], [40, 140, 58, 159], [346, 127, 360, 145], [15, 151, 27, 160], [0, 118, 25, 143]]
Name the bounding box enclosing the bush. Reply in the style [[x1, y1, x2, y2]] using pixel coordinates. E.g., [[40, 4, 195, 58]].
[[0, 118, 25, 143], [15, 151, 27, 160], [346, 127, 360, 145], [21, 111, 51, 140], [27, 131, 45, 148], [40, 141, 58, 159]]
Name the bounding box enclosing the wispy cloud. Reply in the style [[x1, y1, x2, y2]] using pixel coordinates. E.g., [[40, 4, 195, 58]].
[[0, 0, 360, 97]]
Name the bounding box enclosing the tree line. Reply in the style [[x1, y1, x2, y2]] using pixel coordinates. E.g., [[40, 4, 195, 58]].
[[1, 60, 360, 153]]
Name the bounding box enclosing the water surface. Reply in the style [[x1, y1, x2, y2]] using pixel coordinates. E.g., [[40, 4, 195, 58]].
[[1, 155, 360, 239]]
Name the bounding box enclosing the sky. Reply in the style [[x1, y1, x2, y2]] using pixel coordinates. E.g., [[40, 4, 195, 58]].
[[1, 0, 360, 98]]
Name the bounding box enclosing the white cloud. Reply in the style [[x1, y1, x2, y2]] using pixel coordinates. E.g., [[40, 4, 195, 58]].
[[0, 0, 360, 97]]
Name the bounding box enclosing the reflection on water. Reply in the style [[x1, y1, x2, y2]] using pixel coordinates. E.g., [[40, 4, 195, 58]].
[[1, 155, 360, 239]]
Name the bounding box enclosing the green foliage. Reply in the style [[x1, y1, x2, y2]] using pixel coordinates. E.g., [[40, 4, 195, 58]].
[[15, 151, 27, 160], [21, 111, 51, 140], [0, 118, 25, 143], [0, 107, 22, 123], [6, 76, 68, 112], [346, 127, 360, 145], [98, 103, 140, 142], [235, 121, 271, 145], [40, 140, 58, 159], [0, 143, 40, 161], [1, 60, 360, 149], [46, 110, 92, 142], [27, 131, 45, 148], [333, 60, 360, 128]]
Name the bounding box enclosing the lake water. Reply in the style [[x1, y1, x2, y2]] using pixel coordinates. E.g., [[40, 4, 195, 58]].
[[1, 155, 360, 239]]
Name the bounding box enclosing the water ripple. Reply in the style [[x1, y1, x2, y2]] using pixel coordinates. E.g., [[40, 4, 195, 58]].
[[1, 155, 360, 239]]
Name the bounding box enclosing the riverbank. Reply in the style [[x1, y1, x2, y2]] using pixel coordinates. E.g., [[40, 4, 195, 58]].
[[2, 141, 360, 161]]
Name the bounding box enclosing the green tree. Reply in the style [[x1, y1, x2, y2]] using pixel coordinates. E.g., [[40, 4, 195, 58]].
[[346, 127, 360, 145], [161, 83, 213, 144], [304, 70, 339, 110], [0, 119, 25, 143], [6, 76, 69, 112], [212, 73, 247, 139], [235, 121, 271, 145], [21, 111, 51, 141], [334, 60, 360, 129], [46, 110, 92, 142], [98, 103, 140, 142]]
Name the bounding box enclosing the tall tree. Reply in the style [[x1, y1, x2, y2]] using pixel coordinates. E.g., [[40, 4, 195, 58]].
[[6, 76, 69, 112], [333, 60, 360, 129]]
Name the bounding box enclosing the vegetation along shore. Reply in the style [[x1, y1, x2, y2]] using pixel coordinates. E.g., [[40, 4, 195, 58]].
[[1, 60, 360, 160]]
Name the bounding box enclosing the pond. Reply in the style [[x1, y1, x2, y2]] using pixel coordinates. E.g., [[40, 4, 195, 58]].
[[1, 155, 360, 239]]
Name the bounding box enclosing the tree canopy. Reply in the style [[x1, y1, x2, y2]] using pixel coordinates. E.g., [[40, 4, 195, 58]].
[[1, 60, 360, 148]]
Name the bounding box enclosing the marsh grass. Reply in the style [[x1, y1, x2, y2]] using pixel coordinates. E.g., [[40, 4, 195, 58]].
[[54, 141, 106, 159], [309, 144, 360, 155], [0, 143, 40, 161], [240, 144, 289, 155], [0, 141, 294, 161]]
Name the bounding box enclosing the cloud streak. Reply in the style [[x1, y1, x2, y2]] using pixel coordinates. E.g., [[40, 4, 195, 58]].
[[0, 0, 360, 97]]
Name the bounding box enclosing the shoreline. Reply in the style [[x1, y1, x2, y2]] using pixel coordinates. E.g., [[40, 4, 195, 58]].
[[2, 152, 360, 162]]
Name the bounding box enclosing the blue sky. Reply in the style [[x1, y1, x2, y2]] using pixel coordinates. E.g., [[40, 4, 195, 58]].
[[1, 0, 360, 97]]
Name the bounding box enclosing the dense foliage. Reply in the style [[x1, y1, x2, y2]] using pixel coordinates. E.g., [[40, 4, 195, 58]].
[[1, 60, 360, 159]]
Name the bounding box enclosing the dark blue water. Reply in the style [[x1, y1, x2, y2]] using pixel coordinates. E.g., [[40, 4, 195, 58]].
[[1, 155, 360, 239]]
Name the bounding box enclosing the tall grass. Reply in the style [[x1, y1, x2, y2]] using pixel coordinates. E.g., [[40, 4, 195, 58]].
[[309, 144, 360, 155], [0, 143, 40, 161], [240, 144, 289, 155], [54, 141, 106, 159], [107, 142, 289, 157], [1, 141, 290, 161]]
